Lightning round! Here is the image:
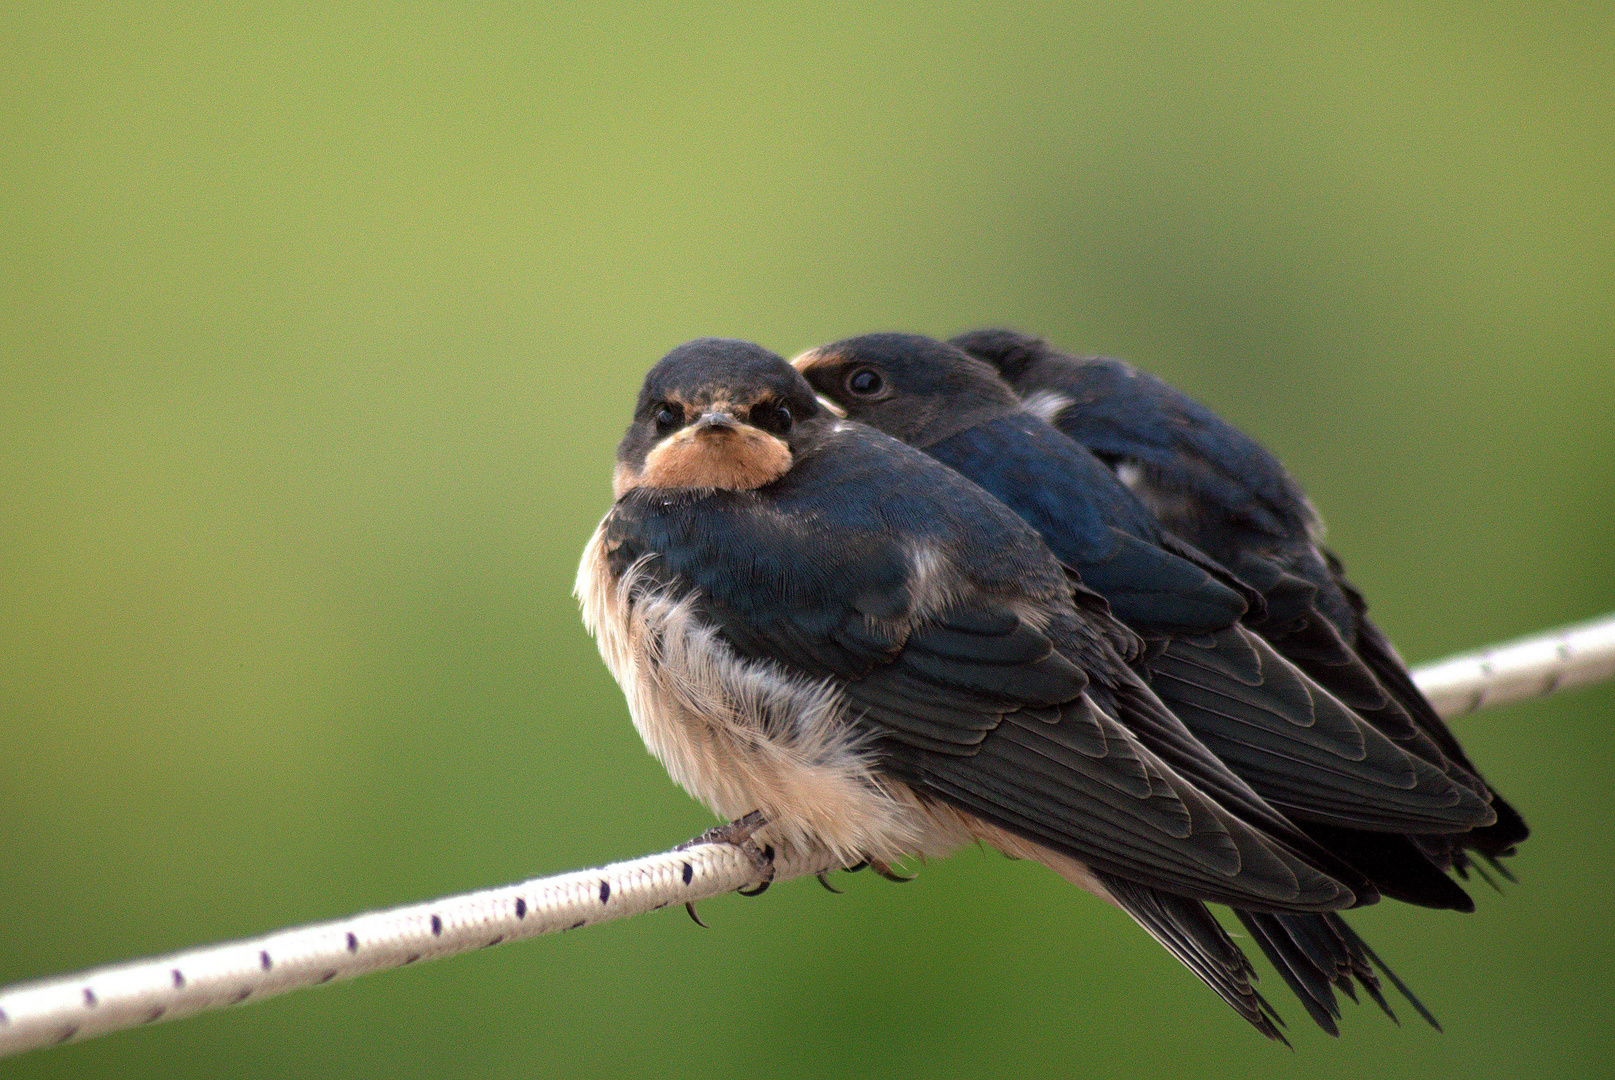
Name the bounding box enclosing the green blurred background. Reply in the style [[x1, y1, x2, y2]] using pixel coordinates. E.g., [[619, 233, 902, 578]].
[[3, 2, 1611, 1077]]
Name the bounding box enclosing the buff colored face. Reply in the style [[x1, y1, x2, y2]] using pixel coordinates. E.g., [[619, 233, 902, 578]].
[[613, 390, 797, 498]]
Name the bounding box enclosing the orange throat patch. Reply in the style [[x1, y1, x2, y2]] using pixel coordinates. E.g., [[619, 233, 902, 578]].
[[619, 425, 792, 496]]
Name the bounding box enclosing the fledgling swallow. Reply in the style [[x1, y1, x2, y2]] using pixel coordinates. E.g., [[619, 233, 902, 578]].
[[579, 339, 1388, 1041], [797, 333, 1517, 1032], [948, 328, 1529, 873]]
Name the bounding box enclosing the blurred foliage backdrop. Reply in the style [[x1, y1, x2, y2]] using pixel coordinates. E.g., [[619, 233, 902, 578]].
[[3, 2, 1612, 1078]]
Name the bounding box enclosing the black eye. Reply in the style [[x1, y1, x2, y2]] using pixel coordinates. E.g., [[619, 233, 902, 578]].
[[750, 401, 792, 435], [846, 367, 883, 397], [653, 403, 681, 435]]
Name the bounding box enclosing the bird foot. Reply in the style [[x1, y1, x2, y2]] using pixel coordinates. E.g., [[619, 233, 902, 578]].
[[677, 810, 776, 896], [815, 872, 843, 894], [865, 857, 914, 883], [839, 857, 914, 883]]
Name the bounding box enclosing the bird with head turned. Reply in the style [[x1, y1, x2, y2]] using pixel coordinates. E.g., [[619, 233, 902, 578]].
[[579, 338, 1396, 1041], [797, 331, 1522, 1032]]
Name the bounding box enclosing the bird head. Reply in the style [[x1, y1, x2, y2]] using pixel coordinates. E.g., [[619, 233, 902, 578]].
[[613, 338, 825, 498], [792, 332, 1019, 448]]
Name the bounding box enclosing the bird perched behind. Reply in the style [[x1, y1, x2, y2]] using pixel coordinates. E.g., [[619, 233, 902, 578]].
[[578, 339, 1385, 1041], [797, 332, 1521, 1032], [947, 328, 1529, 875]]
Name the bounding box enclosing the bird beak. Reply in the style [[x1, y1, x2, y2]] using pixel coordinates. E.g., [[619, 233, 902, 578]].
[[693, 410, 741, 433], [788, 346, 823, 371], [789, 348, 846, 416]]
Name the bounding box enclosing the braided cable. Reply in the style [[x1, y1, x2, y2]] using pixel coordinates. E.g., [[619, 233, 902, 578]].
[[3, 612, 1612, 1059]]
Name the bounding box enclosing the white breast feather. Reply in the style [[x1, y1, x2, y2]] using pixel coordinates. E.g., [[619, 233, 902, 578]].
[[575, 520, 968, 865]]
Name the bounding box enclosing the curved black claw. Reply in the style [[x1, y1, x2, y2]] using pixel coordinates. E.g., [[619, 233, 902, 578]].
[[815, 872, 844, 894], [736, 844, 776, 896], [866, 857, 914, 883], [677, 811, 776, 896], [685, 902, 710, 928]]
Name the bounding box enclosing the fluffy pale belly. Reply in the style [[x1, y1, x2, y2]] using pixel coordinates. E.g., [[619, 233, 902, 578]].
[[575, 523, 970, 865]]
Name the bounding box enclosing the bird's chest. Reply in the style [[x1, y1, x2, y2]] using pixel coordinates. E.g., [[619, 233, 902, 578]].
[[573, 519, 945, 864]]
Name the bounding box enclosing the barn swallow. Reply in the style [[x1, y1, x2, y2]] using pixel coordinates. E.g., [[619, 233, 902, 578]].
[[796, 332, 1518, 1027], [578, 339, 1407, 1040], [947, 329, 1529, 871]]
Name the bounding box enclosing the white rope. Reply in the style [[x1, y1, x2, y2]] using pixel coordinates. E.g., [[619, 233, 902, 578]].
[[0, 840, 838, 1058], [3, 612, 1612, 1060], [1412, 612, 1615, 717]]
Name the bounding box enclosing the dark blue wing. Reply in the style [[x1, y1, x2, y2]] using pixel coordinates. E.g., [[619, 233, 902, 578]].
[[916, 416, 1491, 840], [924, 416, 1250, 634], [952, 331, 1527, 864]]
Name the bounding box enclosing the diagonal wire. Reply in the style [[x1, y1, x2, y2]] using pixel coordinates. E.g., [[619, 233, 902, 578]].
[[1410, 612, 1615, 718], [0, 842, 839, 1058], [2, 611, 1613, 1060]]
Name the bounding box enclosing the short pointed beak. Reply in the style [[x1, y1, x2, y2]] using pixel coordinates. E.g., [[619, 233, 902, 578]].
[[693, 410, 740, 433]]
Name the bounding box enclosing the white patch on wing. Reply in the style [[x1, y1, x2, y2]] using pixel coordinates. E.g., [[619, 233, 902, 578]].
[[575, 520, 969, 865], [1114, 459, 1198, 532], [1022, 388, 1075, 425], [902, 541, 962, 622]]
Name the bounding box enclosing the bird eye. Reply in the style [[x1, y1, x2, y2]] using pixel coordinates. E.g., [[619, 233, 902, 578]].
[[846, 367, 884, 397], [653, 403, 681, 435], [751, 401, 792, 435]]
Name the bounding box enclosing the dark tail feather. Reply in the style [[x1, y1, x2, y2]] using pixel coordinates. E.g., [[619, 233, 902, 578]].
[[1235, 910, 1442, 1035], [1332, 916, 1443, 1032], [1100, 875, 1290, 1044]]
